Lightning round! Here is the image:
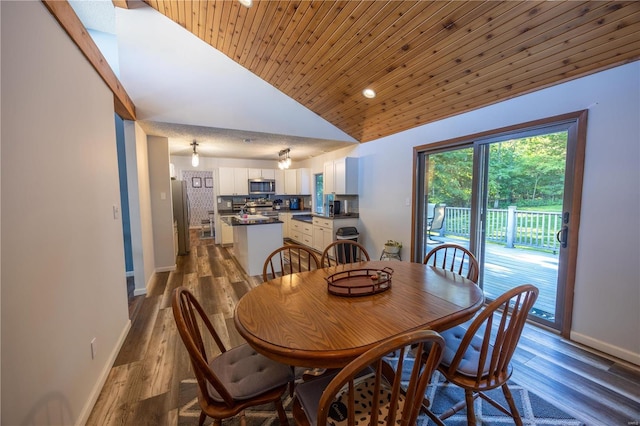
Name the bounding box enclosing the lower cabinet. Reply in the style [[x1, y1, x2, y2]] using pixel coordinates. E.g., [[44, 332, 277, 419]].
[[220, 216, 234, 245], [278, 213, 291, 239], [290, 219, 313, 247], [312, 217, 332, 252], [312, 217, 359, 253]]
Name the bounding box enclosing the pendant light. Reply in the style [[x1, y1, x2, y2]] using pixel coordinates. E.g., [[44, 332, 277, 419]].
[[278, 148, 291, 170], [191, 140, 199, 167]]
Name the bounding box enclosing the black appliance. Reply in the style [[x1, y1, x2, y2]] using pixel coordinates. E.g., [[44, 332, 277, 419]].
[[248, 179, 276, 195], [290, 198, 301, 210], [333, 200, 341, 215]]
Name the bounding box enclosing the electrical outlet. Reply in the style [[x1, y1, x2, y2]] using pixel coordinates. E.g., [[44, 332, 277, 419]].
[[90, 338, 97, 359]]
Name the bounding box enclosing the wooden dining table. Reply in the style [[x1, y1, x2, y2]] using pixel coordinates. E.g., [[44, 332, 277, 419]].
[[234, 260, 484, 369]]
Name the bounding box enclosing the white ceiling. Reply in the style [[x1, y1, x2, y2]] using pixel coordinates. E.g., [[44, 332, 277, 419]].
[[70, 0, 358, 162]]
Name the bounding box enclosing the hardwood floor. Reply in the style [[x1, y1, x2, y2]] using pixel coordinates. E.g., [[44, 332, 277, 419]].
[[87, 232, 640, 426]]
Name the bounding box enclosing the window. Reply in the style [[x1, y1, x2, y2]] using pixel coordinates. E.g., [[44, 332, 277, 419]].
[[314, 173, 324, 214]]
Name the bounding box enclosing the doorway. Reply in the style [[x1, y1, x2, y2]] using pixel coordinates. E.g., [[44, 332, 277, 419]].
[[414, 111, 587, 335]]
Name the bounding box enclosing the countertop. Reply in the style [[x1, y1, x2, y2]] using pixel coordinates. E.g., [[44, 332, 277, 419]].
[[217, 208, 312, 215], [221, 216, 283, 226]]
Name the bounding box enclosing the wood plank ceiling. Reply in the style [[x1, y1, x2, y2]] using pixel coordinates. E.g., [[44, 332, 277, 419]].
[[141, 1, 640, 143]]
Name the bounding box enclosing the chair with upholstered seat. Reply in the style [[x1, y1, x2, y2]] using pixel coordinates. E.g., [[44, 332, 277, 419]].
[[293, 329, 446, 426], [423, 243, 480, 283], [172, 287, 292, 426], [432, 284, 539, 426], [320, 240, 370, 268], [262, 244, 320, 282]]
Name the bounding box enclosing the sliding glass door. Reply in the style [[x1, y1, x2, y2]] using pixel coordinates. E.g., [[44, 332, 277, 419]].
[[413, 112, 587, 334]]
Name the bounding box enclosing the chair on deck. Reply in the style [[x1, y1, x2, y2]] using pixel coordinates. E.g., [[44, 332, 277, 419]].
[[293, 329, 446, 426], [423, 243, 479, 283], [171, 287, 292, 426], [262, 244, 320, 282], [320, 240, 370, 268], [427, 204, 446, 244], [431, 284, 539, 426]]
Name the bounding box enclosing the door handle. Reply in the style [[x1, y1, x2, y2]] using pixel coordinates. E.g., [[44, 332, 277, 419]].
[[556, 226, 568, 248]]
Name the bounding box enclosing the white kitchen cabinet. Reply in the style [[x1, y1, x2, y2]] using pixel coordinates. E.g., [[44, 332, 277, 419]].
[[290, 218, 313, 246], [324, 157, 358, 194], [312, 216, 359, 252], [283, 168, 311, 195], [275, 169, 285, 194], [233, 168, 248, 194], [220, 216, 235, 244], [248, 168, 275, 179], [297, 168, 311, 195], [218, 167, 248, 195], [323, 161, 335, 195], [312, 216, 333, 252], [284, 169, 297, 194], [278, 212, 291, 238]]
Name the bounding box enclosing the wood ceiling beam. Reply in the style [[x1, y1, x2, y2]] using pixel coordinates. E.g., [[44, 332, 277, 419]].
[[42, 0, 136, 121], [112, 0, 131, 9]]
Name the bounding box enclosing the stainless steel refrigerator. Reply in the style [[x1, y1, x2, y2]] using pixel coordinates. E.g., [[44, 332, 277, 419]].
[[171, 180, 190, 255]]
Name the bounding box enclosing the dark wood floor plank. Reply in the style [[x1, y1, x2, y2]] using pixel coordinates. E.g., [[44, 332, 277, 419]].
[[114, 295, 161, 366], [96, 231, 640, 426]]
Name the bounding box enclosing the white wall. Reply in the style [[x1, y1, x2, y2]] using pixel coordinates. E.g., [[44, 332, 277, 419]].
[[305, 62, 640, 365], [124, 121, 156, 296], [1, 2, 131, 424]]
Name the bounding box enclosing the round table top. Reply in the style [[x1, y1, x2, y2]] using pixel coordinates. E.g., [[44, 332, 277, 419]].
[[234, 260, 484, 368]]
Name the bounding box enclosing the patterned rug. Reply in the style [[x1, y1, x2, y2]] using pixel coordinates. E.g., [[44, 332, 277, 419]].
[[178, 371, 584, 425]]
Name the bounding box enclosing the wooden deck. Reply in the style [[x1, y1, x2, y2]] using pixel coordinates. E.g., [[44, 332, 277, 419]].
[[426, 236, 558, 321]]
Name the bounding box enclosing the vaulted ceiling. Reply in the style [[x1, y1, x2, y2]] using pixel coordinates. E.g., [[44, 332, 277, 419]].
[[139, 0, 640, 143]]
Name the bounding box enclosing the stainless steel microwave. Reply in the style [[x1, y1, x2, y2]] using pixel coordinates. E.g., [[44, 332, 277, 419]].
[[248, 179, 276, 195]]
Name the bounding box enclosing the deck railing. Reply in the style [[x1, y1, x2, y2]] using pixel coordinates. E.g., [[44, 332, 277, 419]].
[[442, 206, 562, 252]]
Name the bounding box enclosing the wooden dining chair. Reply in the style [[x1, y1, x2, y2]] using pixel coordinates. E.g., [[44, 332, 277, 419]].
[[431, 284, 539, 426], [423, 243, 480, 283], [262, 244, 320, 282], [320, 240, 370, 267], [293, 329, 446, 426], [171, 287, 292, 426]]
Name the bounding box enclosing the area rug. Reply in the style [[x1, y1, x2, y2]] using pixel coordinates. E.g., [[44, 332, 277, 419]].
[[178, 371, 584, 425]]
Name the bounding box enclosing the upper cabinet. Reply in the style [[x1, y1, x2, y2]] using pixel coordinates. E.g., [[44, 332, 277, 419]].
[[275, 169, 285, 194], [248, 169, 276, 179], [282, 168, 311, 195], [219, 167, 308, 195], [324, 157, 358, 194], [218, 167, 248, 195]]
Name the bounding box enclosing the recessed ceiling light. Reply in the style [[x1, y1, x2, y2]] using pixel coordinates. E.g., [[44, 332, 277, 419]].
[[238, 0, 253, 8], [363, 88, 376, 99]]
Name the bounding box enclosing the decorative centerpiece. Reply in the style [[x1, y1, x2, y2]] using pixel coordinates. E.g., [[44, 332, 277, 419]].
[[326, 267, 393, 297], [384, 240, 402, 254]]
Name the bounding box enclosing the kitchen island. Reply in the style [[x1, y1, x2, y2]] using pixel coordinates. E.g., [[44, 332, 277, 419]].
[[222, 215, 283, 276]]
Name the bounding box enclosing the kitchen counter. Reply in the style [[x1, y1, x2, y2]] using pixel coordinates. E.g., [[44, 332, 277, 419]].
[[225, 216, 284, 276], [313, 213, 360, 219], [222, 215, 282, 226], [291, 214, 314, 223]]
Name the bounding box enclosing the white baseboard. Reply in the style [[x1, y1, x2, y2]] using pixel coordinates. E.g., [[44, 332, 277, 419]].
[[76, 320, 132, 425], [155, 264, 177, 273], [133, 287, 147, 296], [570, 331, 640, 366]]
